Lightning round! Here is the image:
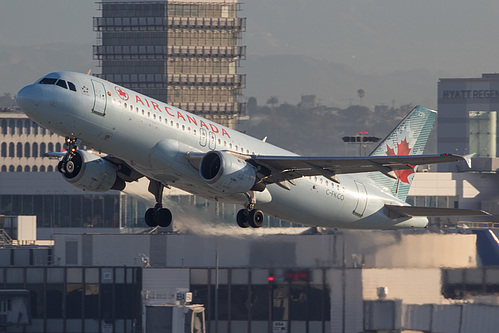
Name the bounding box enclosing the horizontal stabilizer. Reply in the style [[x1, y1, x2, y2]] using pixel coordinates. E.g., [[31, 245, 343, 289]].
[[385, 204, 490, 218]]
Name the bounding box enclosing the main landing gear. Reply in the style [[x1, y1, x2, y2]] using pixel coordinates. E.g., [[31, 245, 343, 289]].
[[236, 193, 264, 228], [237, 208, 264, 228], [145, 180, 172, 228]]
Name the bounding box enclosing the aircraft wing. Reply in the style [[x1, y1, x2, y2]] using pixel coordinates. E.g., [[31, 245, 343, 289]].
[[384, 205, 490, 217], [187, 151, 471, 188], [249, 153, 471, 185]]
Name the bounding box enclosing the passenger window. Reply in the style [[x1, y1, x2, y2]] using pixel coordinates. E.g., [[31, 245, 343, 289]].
[[159, 116, 162, 121], [182, 125, 185, 131], [56, 80, 68, 89], [124, 103, 127, 108], [193, 129, 197, 135], [68, 81, 77, 91], [153, 114, 156, 119], [39, 78, 57, 85], [147, 112, 150, 117], [130, 105, 133, 110]]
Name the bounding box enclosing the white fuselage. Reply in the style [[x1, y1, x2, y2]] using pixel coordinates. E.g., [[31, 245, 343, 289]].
[[17, 72, 428, 229]]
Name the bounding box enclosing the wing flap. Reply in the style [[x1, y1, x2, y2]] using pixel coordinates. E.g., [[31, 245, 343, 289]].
[[385, 204, 490, 218]]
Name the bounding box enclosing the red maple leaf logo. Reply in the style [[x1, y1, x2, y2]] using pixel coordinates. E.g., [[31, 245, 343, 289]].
[[115, 87, 129, 101], [385, 137, 415, 184]]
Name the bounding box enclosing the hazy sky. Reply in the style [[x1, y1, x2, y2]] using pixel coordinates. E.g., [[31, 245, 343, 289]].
[[1, 0, 499, 99]]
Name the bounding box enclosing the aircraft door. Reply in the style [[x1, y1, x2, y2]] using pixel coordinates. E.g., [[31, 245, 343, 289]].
[[199, 128, 207, 147], [91, 80, 107, 116], [353, 181, 367, 217], [209, 132, 216, 150]]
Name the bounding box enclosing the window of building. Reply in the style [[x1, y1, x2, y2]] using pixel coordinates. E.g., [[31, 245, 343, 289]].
[[24, 143, 30, 158], [16, 166, 22, 172], [24, 119, 31, 135], [1, 143, 6, 158], [9, 120, 15, 135], [8, 165, 14, 172], [1, 120, 6, 135], [40, 143, 46, 156], [24, 166, 30, 172], [17, 120, 23, 135], [32, 143, 38, 157], [16, 142, 22, 157]]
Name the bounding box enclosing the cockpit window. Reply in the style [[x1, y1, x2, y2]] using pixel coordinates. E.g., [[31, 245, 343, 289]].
[[39, 78, 57, 85], [56, 80, 68, 89], [68, 81, 77, 92]]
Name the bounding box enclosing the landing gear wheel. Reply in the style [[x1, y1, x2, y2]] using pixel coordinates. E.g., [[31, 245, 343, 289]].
[[145, 180, 173, 228], [154, 208, 172, 228], [145, 208, 158, 227], [249, 209, 264, 228], [237, 209, 250, 228]]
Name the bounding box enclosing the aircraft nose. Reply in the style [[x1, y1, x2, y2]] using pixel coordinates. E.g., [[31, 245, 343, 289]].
[[16, 84, 42, 113]]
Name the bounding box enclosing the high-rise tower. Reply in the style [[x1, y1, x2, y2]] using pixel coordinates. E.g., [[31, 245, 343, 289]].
[[94, 0, 246, 128]]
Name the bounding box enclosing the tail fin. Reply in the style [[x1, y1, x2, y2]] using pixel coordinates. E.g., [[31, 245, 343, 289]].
[[368, 105, 437, 201]]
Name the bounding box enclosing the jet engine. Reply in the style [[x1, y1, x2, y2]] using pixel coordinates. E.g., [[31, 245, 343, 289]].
[[57, 150, 125, 192], [199, 150, 264, 193]]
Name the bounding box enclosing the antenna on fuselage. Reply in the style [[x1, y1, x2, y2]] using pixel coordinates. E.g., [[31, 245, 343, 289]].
[[86, 69, 92, 75]]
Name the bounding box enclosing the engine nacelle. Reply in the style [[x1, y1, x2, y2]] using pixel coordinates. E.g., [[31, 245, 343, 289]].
[[199, 150, 261, 193], [58, 150, 125, 192]]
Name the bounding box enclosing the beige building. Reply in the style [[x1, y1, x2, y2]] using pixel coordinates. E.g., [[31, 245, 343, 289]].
[[0, 111, 61, 172]]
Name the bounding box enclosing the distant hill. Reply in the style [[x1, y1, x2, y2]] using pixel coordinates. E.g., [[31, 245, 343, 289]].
[[0, 44, 96, 94], [2, 44, 446, 113], [244, 54, 448, 110]]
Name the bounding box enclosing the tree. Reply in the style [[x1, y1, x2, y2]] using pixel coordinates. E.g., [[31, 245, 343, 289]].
[[357, 89, 365, 106], [266, 96, 279, 110], [247, 97, 257, 115]]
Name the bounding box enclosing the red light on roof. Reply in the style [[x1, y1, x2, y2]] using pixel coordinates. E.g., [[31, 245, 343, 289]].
[[268, 276, 275, 282]]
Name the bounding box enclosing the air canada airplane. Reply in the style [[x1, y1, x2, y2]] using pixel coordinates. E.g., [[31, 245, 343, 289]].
[[16, 72, 488, 229]]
